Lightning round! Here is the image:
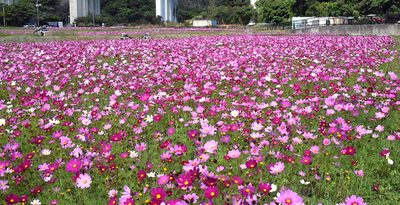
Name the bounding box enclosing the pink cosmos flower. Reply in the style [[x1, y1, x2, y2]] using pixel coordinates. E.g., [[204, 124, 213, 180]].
[[135, 142, 147, 152], [269, 162, 285, 175], [276, 189, 304, 205], [183, 193, 199, 204], [227, 149, 241, 159], [323, 138, 331, 146], [76, 173, 92, 189], [354, 170, 364, 177], [167, 127, 176, 136], [157, 175, 170, 185], [203, 140, 218, 153], [251, 121, 263, 131], [200, 124, 216, 136], [340, 195, 367, 205], [310, 145, 319, 154]]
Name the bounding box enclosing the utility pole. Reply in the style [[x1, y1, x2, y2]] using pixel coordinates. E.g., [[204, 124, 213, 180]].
[[2, 3, 5, 27], [35, 0, 41, 27], [91, 0, 96, 26]]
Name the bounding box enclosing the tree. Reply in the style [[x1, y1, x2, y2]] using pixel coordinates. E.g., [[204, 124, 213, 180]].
[[256, 0, 296, 24], [100, 0, 156, 25], [7, 0, 36, 26]]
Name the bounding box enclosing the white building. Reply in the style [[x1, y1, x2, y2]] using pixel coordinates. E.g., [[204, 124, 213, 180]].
[[69, 0, 100, 24], [1, 0, 18, 5], [156, 0, 178, 23], [193, 19, 217, 27], [292, 16, 354, 29]]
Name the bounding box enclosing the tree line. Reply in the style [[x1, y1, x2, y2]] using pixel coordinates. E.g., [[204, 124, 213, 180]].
[[0, 0, 399, 26]]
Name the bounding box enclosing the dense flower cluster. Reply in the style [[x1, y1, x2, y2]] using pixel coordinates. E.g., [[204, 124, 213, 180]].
[[0, 35, 398, 204]]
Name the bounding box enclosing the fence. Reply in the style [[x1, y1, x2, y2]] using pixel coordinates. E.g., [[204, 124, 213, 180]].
[[293, 24, 400, 36]]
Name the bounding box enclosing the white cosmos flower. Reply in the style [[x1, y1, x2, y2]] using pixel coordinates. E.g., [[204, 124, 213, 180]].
[[144, 115, 153, 123], [148, 172, 156, 178], [231, 110, 239, 118], [49, 118, 60, 125], [41, 149, 51, 156], [265, 74, 272, 82], [270, 184, 277, 192], [300, 179, 310, 185], [44, 176, 52, 182], [30, 199, 41, 205], [0, 119, 5, 126], [129, 151, 138, 158]]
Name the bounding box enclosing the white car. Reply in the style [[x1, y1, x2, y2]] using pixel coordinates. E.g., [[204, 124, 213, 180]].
[[23, 24, 36, 28]]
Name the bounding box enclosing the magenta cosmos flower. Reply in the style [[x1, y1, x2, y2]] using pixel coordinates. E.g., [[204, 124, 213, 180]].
[[65, 158, 83, 173], [258, 182, 272, 195], [176, 172, 195, 188], [187, 129, 199, 140], [300, 156, 312, 165], [246, 159, 257, 169], [151, 187, 166, 201], [5, 194, 19, 205], [276, 189, 304, 205], [204, 186, 219, 200]]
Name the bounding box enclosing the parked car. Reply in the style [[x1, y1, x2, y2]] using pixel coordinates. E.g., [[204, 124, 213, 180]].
[[397, 20, 400, 24]]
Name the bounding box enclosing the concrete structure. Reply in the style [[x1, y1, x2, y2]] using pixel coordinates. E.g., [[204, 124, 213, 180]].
[[293, 24, 400, 36], [156, 0, 178, 23], [69, 0, 100, 24], [193, 19, 217, 27]]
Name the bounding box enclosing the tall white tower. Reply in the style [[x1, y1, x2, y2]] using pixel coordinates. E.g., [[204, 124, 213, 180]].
[[69, 0, 100, 24], [250, 0, 258, 8], [156, 0, 178, 23]]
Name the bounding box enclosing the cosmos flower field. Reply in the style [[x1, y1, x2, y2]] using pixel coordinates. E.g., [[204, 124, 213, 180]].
[[0, 35, 399, 205]]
